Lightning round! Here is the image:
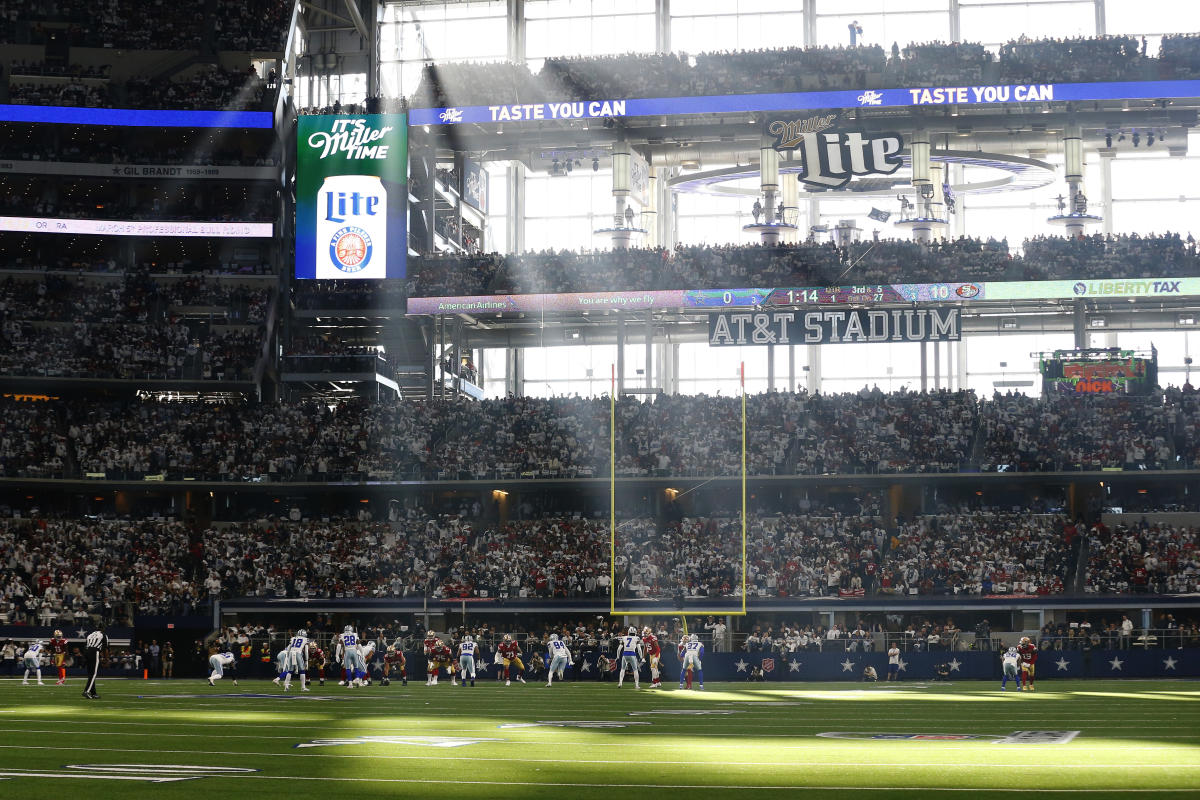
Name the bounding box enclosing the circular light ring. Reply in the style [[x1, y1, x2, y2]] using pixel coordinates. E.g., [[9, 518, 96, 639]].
[[670, 149, 1056, 198]]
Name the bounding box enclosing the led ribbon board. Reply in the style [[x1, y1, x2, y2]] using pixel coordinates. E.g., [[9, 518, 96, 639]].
[[0, 105, 272, 128], [295, 114, 408, 280], [409, 79, 1200, 126]]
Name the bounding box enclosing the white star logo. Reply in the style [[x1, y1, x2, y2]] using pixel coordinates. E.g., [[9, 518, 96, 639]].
[[840, 658, 856, 672], [947, 658, 961, 672], [580, 660, 592, 673], [788, 660, 802, 673], [1163, 656, 1178, 671], [75, 629, 87, 638], [896, 657, 908, 672], [372, 659, 384, 671], [1109, 656, 1124, 671], [734, 659, 749, 673], [1056, 658, 1070, 671]]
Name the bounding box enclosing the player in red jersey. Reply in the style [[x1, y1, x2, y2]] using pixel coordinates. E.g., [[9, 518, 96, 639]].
[[48, 630, 68, 686], [382, 645, 406, 686], [641, 627, 662, 689], [430, 641, 456, 686], [497, 634, 526, 686], [423, 631, 441, 685], [1017, 636, 1038, 691], [310, 644, 327, 687]]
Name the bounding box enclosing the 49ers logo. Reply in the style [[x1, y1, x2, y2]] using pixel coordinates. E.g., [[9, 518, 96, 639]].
[[329, 226, 373, 272]]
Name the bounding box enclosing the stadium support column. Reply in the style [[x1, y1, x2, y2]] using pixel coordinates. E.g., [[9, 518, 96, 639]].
[[507, 0, 525, 63], [894, 128, 946, 243], [616, 312, 626, 396], [645, 311, 654, 392], [1100, 152, 1114, 235], [1073, 299, 1087, 349], [743, 141, 795, 244], [781, 163, 800, 243], [655, 0, 670, 53], [1048, 122, 1101, 235], [920, 341, 928, 392], [642, 168, 659, 248], [806, 345, 821, 393], [598, 140, 645, 249], [767, 344, 775, 391], [507, 162, 526, 255]]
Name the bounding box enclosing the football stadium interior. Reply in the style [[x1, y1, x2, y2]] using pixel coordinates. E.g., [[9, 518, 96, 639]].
[[1, 0, 1199, 796]]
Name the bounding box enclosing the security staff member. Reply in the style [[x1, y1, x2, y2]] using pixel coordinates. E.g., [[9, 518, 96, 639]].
[[83, 624, 108, 699]]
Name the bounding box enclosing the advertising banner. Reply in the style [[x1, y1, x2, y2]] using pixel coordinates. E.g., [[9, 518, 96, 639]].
[[295, 114, 407, 280], [707, 308, 960, 346], [0, 216, 272, 238], [408, 79, 1200, 126], [462, 157, 489, 214], [0, 104, 271, 128], [0, 160, 275, 180]]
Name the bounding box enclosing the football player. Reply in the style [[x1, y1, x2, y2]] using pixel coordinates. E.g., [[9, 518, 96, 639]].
[[431, 640, 456, 686], [1001, 645, 1020, 691], [458, 634, 479, 687], [679, 633, 704, 690], [497, 634, 526, 686], [49, 630, 68, 686], [338, 626, 367, 688], [21, 640, 44, 685], [311, 642, 328, 686], [271, 646, 289, 687], [641, 626, 662, 689], [282, 629, 310, 692], [546, 633, 573, 686], [423, 630, 441, 685], [207, 649, 238, 686], [1017, 636, 1038, 691], [360, 639, 376, 686], [382, 645, 406, 686], [616, 626, 642, 689]]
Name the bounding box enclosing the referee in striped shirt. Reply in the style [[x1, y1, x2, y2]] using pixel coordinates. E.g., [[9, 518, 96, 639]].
[[83, 625, 108, 700]]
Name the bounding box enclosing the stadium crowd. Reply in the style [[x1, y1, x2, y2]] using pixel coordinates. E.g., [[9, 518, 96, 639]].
[[0, 512, 1192, 629], [6, 389, 1200, 480], [409, 234, 1199, 297]]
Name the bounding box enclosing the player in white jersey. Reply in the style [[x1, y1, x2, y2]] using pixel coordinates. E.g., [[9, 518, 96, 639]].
[[339, 626, 366, 687], [281, 629, 310, 692], [359, 640, 376, 685], [678, 633, 705, 690], [545, 634, 573, 686], [271, 647, 289, 686], [616, 627, 644, 689], [457, 635, 479, 687], [21, 640, 44, 685], [207, 650, 238, 686], [1001, 646, 1020, 691]]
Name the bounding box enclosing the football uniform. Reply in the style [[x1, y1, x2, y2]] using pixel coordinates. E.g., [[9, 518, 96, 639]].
[[340, 631, 366, 686], [281, 634, 309, 691], [498, 639, 525, 685], [1001, 647, 1020, 690], [616, 634, 642, 689], [546, 638, 573, 686], [678, 640, 704, 689], [208, 651, 236, 684], [21, 642, 44, 685], [458, 640, 479, 683], [382, 648, 406, 686], [49, 637, 68, 667], [642, 633, 662, 687], [1017, 641, 1038, 690], [311, 646, 327, 685]]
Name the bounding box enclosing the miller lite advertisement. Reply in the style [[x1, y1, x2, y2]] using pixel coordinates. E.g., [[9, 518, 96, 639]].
[[295, 114, 407, 280]]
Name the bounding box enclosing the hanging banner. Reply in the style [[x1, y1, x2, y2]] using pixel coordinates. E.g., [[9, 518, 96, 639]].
[[295, 114, 408, 280], [766, 115, 903, 189], [629, 148, 651, 207], [707, 308, 960, 346], [462, 157, 489, 214]]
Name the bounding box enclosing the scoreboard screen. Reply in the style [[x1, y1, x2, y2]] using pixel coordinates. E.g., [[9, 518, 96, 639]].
[[1039, 348, 1157, 396]]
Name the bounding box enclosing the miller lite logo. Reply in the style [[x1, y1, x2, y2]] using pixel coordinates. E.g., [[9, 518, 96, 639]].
[[857, 90, 883, 106], [770, 126, 905, 189], [316, 175, 387, 279], [439, 108, 464, 123]]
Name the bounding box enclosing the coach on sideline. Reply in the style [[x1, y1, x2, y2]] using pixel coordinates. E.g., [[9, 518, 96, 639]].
[[83, 624, 108, 699]]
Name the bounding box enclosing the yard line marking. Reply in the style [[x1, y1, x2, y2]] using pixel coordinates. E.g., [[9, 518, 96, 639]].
[[0, 743, 1197, 771]]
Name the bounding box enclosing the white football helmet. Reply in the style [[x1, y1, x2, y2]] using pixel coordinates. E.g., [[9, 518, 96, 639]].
[[296, 629, 307, 638], [463, 635, 472, 643], [549, 633, 559, 641], [628, 626, 637, 635], [344, 625, 353, 633], [689, 633, 699, 642]]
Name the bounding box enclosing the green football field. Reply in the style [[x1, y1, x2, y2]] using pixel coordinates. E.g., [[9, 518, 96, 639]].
[[0, 677, 1197, 798]]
